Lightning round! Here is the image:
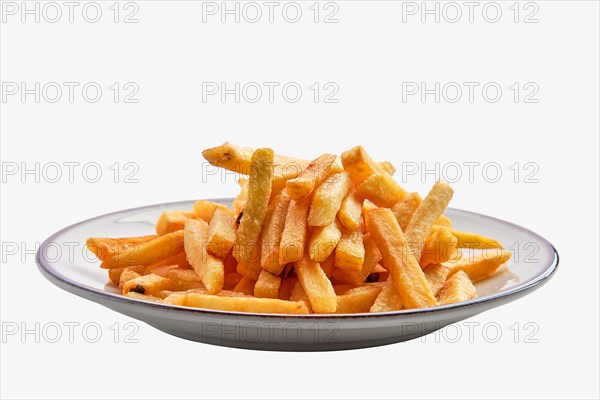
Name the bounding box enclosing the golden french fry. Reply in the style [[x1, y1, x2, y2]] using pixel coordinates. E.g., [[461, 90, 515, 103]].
[[183, 292, 309, 314], [290, 280, 312, 313], [332, 233, 382, 286], [338, 190, 364, 231], [286, 153, 338, 200], [420, 227, 458, 267], [260, 189, 291, 274], [308, 172, 352, 227], [236, 238, 263, 280], [192, 200, 231, 222], [445, 249, 512, 282], [146, 263, 179, 278], [433, 226, 503, 249], [86, 235, 157, 262], [379, 161, 396, 176], [254, 269, 281, 298], [309, 218, 343, 262], [235, 148, 274, 263], [233, 276, 257, 295], [369, 280, 403, 312], [341, 146, 385, 183], [335, 229, 365, 272], [436, 214, 452, 227], [118, 268, 143, 290], [405, 181, 454, 260], [356, 173, 408, 208], [101, 230, 184, 269], [296, 252, 337, 313], [391, 192, 422, 231], [207, 209, 237, 259], [156, 211, 196, 236], [167, 268, 205, 291], [125, 292, 163, 302], [336, 286, 382, 313], [279, 195, 311, 265], [163, 293, 187, 306], [437, 270, 476, 305], [122, 273, 171, 296], [147, 251, 190, 270], [184, 219, 224, 294], [423, 264, 451, 296], [232, 178, 249, 216], [367, 208, 438, 309], [108, 265, 147, 286]]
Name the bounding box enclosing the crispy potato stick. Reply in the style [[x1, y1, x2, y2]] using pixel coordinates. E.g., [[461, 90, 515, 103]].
[[356, 173, 408, 208], [233, 276, 257, 295], [367, 208, 438, 309], [446, 250, 512, 282], [436, 214, 452, 227], [147, 251, 190, 270], [207, 209, 237, 259], [391, 192, 422, 231], [420, 227, 458, 267], [338, 190, 364, 231], [167, 268, 205, 291], [108, 265, 147, 286], [309, 218, 343, 262], [202, 142, 309, 190], [122, 273, 171, 296], [232, 178, 249, 216], [308, 172, 352, 226], [254, 269, 281, 298], [261, 189, 291, 274], [146, 263, 179, 277], [432, 226, 503, 249], [118, 269, 143, 290], [341, 146, 385, 183], [437, 270, 476, 305], [379, 161, 396, 176], [184, 219, 224, 294], [101, 231, 184, 269], [290, 281, 313, 313], [236, 240, 263, 280], [163, 293, 187, 306], [286, 153, 338, 200], [183, 292, 309, 314], [193, 200, 231, 222], [156, 211, 196, 236], [370, 280, 403, 312], [235, 148, 274, 263], [279, 195, 311, 265], [335, 229, 365, 272], [405, 181, 454, 260], [320, 252, 336, 278], [296, 252, 337, 313], [87, 235, 157, 262], [423, 264, 451, 296], [336, 286, 382, 313], [332, 233, 382, 286], [125, 292, 163, 302]]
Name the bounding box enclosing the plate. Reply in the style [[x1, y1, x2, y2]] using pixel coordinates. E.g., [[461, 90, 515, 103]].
[[36, 199, 558, 351]]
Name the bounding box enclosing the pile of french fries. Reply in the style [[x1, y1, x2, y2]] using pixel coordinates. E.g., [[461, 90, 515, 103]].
[[86, 143, 512, 314]]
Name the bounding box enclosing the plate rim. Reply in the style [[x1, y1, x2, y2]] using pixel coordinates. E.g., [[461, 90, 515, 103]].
[[36, 198, 560, 319]]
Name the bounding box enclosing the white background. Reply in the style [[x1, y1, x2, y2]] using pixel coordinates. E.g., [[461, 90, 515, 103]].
[[1, 1, 599, 398]]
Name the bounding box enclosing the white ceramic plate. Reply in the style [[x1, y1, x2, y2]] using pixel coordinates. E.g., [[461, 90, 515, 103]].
[[37, 199, 558, 351]]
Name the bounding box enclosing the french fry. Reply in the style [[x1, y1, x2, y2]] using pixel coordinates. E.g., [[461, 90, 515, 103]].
[[183, 292, 309, 314], [167, 268, 205, 291], [232, 178, 249, 216], [163, 293, 187, 306], [405, 181, 454, 260], [193, 200, 231, 222], [207, 209, 237, 259], [86, 235, 157, 262], [290, 281, 312, 313], [254, 269, 281, 298], [278, 277, 297, 300], [147, 251, 190, 270], [146, 263, 179, 277], [356, 173, 408, 208], [108, 265, 147, 286], [309, 218, 343, 262], [332, 233, 382, 286], [296, 252, 337, 313], [156, 211, 196, 236], [235, 148, 274, 263], [286, 153, 338, 200], [101, 230, 185, 269], [335, 228, 365, 272], [437, 270, 477, 305], [336, 286, 382, 313], [391, 192, 422, 231], [122, 273, 171, 296], [369, 280, 403, 312], [118, 268, 143, 290], [436, 214, 452, 227], [308, 172, 352, 227], [279, 195, 311, 265], [338, 190, 364, 231], [233, 276, 256, 295], [224, 272, 243, 290], [236, 240, 263, 280], [320, 252, 336, 278], [125, 292, 163, 302], [379, 161, 396, 176], [432, 226, 503, 249], [445, 250, 512, 282], [367, 208, 438, 309], [184, 219, 224, 294], [423, 264, 451, 296], [420, 227, 458, 267], [260, 189, 291, 274], [341, 146, 385, 183]]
